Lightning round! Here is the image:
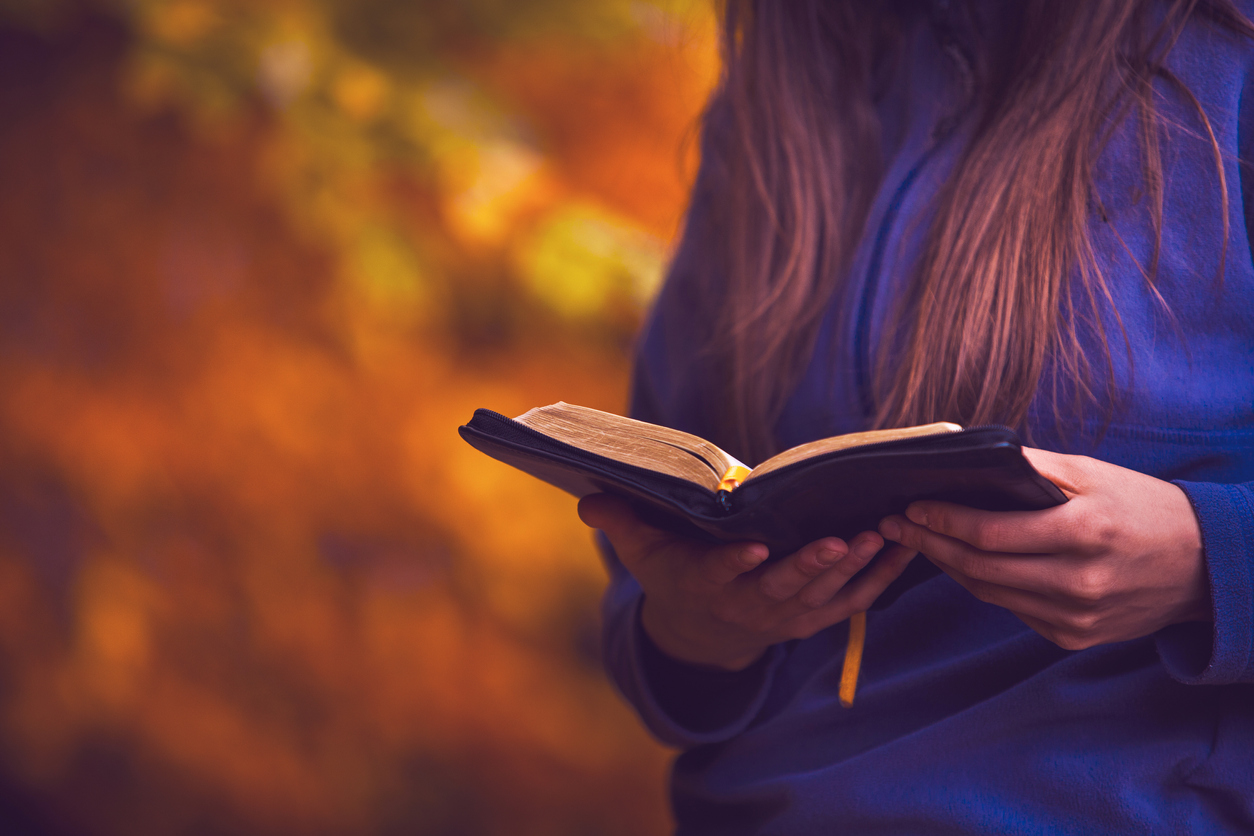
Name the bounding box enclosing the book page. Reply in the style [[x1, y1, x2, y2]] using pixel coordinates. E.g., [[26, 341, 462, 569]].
[[515, 403, 746, 491], [746, 421, 963, 481]]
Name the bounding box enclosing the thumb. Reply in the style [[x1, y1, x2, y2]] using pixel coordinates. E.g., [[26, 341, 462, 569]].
[[1021, 447, 1082, 499], [577, 493, 670, 568], [576, 493, 677, 579], [577, 492, 634, 532]]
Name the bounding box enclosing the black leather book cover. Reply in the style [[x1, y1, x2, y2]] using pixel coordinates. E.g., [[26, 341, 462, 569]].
[[458, 408, 1067, 565]]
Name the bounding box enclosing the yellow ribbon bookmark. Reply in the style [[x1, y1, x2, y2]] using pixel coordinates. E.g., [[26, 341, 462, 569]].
[[716, 464, 752, 493], [714, 465, 752, 512], [839, 611, 866, 707], [714, 462, 865, 705]]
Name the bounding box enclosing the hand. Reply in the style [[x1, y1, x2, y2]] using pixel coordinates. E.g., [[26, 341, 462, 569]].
[[878, 448, 1210, 650], [579, 493, 916, 671]]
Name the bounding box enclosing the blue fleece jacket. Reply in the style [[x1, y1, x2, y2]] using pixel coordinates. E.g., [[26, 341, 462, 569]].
[[601, 3, 1254, 834]]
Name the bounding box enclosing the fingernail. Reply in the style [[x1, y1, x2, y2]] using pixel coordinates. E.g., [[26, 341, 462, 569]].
[[816, 547, 844, 566], [853, 537, 881, 558], [740, 545, 768, 567], [880, 519, 901, 541], [905, 505, 928, 527]]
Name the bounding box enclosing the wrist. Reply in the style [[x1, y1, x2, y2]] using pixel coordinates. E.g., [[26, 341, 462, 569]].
[[639, 596, 768, 672]]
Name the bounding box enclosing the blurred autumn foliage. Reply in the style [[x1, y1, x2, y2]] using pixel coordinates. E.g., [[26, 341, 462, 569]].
[[0, 1, 717, 833]]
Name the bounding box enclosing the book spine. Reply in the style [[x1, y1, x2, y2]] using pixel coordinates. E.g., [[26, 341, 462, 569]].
[[714, 465, 751, 514]]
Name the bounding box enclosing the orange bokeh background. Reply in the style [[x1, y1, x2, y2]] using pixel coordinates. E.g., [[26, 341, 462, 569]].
[[0, 2, 717, 833]]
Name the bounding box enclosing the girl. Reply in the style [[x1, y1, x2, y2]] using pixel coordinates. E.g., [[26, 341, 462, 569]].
[[579, 1, 1254, 833]]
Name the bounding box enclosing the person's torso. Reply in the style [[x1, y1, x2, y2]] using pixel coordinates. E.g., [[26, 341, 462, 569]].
[[672, 4, 1254, 833]]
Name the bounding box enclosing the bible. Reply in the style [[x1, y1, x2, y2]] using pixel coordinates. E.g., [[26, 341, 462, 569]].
[[458, 402, 1067, 559]]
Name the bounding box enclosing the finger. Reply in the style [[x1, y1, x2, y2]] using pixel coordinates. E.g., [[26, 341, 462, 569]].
[[901, 500, 1082, 555], [939, 559, 1124, 649], [881, 515, 1065, 590], [1020, 447, 1085, 497], [579, 494, 770, 584], [693, 540, 771, 587], [794, 533, 887, 609], [901, 516, 1103, 604], [785, 544, 916, 637], [577, 492, 633, 531], [929, 559, 1058, 617], [577, 494, 673, 567], [756, 536, 852, 602], [828, 543, 917, 612]]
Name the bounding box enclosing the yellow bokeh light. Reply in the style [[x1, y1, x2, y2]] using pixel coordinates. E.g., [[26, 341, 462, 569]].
[[0, 0, 717, 832]]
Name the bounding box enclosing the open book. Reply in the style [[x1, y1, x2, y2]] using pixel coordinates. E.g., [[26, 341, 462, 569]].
[[458, 402, 1067, 561]]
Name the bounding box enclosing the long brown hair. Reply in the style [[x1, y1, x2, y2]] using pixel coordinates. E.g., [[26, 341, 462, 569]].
[[687, 0, 1253, 463]]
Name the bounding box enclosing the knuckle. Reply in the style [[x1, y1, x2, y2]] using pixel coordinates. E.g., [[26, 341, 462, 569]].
[[1076, 511, 1116, 551], [757, 578, 792, 603], [794, 557, 826, 581], [1063, 611, 1101, 634], [1093, 515, 1118, 550], [1068, 567, 1112, 603], [969, 520, 1000, 552], [951, 551, 982, 578], [797, 588, 829, 609]]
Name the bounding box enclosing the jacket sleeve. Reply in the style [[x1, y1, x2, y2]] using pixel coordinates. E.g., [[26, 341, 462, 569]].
[[597, 117, 790, 747], [1155, 28, 1254, 686], [1156, 481, 1254, 684], [599, 532, 789, 748]]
